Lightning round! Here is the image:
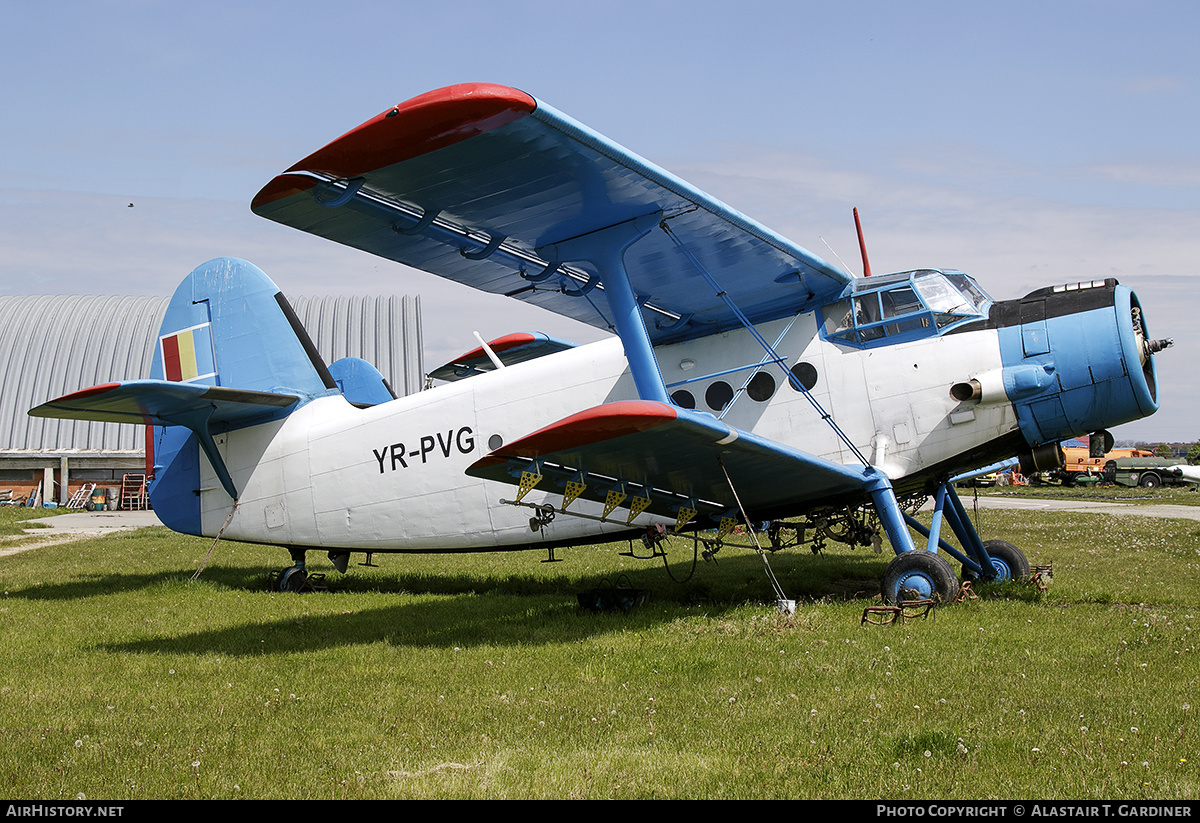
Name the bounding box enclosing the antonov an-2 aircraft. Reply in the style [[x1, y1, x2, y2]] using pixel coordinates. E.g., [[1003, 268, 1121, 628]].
[[31, 83, 1172, 604]]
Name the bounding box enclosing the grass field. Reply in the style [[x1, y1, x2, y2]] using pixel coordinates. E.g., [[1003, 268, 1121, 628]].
[[0, 491, 1196, 800]]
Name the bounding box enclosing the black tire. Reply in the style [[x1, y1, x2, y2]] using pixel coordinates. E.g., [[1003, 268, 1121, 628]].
[[278, 567, 308, 592], [1140, 473, 1161, 489], [976, 539, 1029, 582], [882, 551, 958, 605]]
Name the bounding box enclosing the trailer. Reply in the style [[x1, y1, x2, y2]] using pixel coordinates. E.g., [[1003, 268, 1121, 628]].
[[1049, 444, 1152, 485], [1103, 456, 1193, 489]]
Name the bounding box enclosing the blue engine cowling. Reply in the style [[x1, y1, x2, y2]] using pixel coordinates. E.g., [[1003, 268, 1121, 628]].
[[991, 280, 1167, 448]]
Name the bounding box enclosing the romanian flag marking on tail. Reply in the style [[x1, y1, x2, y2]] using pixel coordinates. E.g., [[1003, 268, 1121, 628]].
[[160, 324, 217, 383]]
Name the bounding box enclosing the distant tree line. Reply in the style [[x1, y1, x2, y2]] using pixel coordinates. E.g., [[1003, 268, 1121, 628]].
[[1120, 441, 1200, 462]]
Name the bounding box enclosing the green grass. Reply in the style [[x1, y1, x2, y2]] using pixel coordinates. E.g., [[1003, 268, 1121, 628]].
[[963, 481, 1200, 506], [0, 505, 59, 537], [0, 503, 1196, 799]]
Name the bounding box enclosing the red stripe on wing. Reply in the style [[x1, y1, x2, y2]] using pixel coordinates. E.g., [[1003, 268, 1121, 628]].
[[474, 401, 677, 469], [284, 83, 537, 180]]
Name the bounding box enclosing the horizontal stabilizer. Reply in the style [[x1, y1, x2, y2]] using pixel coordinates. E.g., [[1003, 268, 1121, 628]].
[[30, 380, 300, 501], [428, 332, 578, 382], [30, 380, 299, 428], [468, 400, 875, 525]]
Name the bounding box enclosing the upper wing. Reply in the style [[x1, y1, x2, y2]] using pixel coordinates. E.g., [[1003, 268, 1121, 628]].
[[251, 83, 853, 345], [467, 400, 875, 526]]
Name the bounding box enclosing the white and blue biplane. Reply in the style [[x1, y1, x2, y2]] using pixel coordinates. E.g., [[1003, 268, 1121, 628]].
[[30, 83, 1172, 603]]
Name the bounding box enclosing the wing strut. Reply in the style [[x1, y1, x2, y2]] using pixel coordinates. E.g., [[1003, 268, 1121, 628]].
[[656, 218, 919, 556], [658, 219, 869, 465], [541, 213, 669, 404]]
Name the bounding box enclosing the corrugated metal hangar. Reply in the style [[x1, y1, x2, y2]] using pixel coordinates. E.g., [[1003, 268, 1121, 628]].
[[0, 292, 423, 507]]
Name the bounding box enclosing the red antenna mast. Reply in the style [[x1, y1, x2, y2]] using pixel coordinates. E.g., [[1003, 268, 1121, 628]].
[[854, 207, 872, 277]]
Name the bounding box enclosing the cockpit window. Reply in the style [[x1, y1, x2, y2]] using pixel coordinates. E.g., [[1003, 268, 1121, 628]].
[[946, 272, 990, 312], [881, 287, 920, 318], [820, 269, 992, 348]]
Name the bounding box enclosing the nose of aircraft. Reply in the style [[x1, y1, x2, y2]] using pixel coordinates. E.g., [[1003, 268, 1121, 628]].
[[993, 280, 1171, 448]]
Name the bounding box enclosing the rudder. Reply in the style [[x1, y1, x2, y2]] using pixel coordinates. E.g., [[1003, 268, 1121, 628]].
[[152, 257, 337, 396]]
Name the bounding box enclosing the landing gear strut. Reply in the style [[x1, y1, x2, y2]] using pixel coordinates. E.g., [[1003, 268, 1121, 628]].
[[897, 481, 1032, 599]]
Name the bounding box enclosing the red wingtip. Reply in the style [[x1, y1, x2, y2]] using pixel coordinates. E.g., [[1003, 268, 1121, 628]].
[[479, 400, 677, 461], [250, 173, 320, 211], [284, 83, 537, 180], [53, 383, 122, 402]]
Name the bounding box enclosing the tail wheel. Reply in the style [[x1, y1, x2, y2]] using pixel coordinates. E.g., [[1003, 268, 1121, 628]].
[[972, 539, 1030, 582], [882, 551, 958, 605]]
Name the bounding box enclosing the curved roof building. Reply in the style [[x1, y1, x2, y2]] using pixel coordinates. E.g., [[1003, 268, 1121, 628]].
[[0, 293, 422, 504]]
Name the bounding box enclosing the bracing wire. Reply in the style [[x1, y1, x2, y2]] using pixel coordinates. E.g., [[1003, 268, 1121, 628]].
[[717, 455, 788, 603]]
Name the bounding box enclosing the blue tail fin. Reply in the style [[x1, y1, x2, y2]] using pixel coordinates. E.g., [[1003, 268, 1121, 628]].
[[148, 258, 339, 530], [31, 258, 339, 535], [152, 257, 336, 396]]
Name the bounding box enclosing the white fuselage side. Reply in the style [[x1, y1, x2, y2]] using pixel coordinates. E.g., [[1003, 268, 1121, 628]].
[[201, 315, 1014, 550]]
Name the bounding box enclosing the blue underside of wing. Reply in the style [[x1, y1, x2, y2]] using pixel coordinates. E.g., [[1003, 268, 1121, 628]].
[[252, 86, 853, 346], [468, 401, 875, 523]]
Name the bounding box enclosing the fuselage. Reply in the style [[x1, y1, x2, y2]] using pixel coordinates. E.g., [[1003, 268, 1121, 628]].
[[152, 271, 1158, 554], [193, 304, 1007, 550]]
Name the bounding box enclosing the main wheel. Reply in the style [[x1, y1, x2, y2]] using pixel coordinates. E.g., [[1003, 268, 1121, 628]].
[[969, 539, 1030, 582], [882, 551, 958, 605], [278, 566, 308, 592]]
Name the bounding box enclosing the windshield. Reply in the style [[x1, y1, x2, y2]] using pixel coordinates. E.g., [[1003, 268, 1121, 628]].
[[915, 271, 990, 315], [821, 269, 992, 347]]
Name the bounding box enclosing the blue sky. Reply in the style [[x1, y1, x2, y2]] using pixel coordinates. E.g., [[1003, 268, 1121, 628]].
[[3, 1, 1196, 442]]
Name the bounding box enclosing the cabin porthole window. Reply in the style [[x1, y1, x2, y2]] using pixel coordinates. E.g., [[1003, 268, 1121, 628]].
[[706, 381, 734, 411], [747, 371, 776, 402], [790, 362, 818, 392], [671, 390, 696, 409]]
